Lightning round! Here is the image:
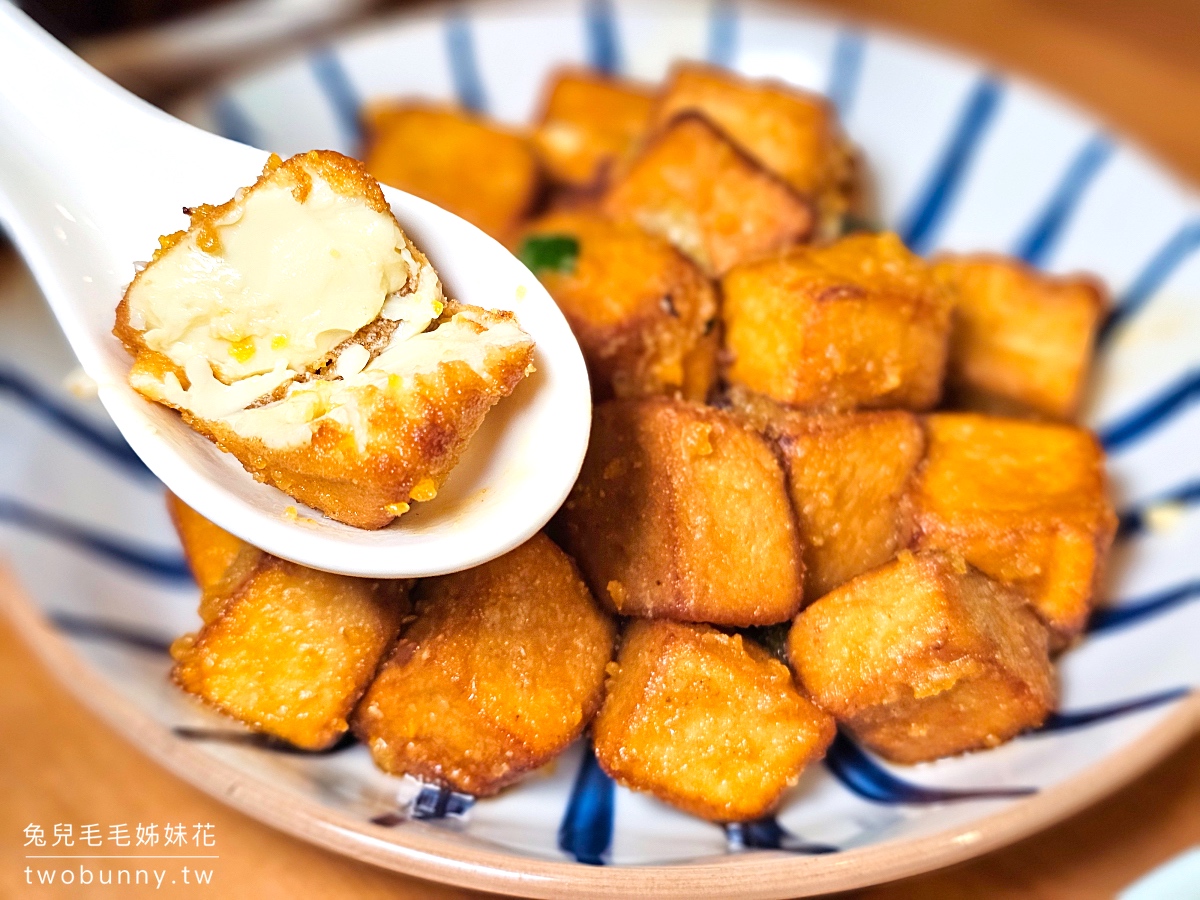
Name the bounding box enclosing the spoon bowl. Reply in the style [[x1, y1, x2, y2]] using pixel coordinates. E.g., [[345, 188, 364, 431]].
[[0, 2, 591, 578]]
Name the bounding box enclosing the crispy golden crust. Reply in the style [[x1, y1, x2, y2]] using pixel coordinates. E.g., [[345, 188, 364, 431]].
[[516, 210, 717, 401], [351, 533, 616, 796], [166, 305, 533, 529], [594, 620, 835, 821], [652, 62, 858, 237], [166, 493, 263, 623], [114, 150, 394, 364], [907, 414, 1117, 645], [933, 254, 1108, 421], [558, 398, 804, 626], [603, 113, 814, 277], [729, 388, 925, 600], [171, 557, 409, 750], [363, 102, 540, 242], [789, 551, 1056, 764], [167, 492, 253, 593], [532, 68, 656, 189], [721, 232, 953, 411]]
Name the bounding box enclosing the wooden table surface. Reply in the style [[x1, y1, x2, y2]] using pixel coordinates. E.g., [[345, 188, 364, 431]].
[[2, 1, 1198, 897]]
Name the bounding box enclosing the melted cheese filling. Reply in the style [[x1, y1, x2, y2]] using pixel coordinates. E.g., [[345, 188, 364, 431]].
[[133, 305, 529, 452], [125, 170, 417, 382]]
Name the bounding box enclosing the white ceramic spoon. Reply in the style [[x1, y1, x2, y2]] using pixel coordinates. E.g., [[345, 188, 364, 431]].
[[0, 3, 591, 578]]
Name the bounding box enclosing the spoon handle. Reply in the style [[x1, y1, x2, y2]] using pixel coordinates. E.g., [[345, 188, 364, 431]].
[[0, 1, 264, 378]]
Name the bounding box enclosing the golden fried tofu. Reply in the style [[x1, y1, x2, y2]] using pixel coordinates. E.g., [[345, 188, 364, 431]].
[[364, 103, 540, 240], [515, 210, 717, 401], [731, 388, 924, 600], [909, 413, 1117, 643], [532, 68, 656, 188], [558, 398, 803, 626], [172, 558, 408, 750], [790, 551, 1055, 764], [653, 62, 857, 237], [934, 255, 1107, 420], [721, 232, 953, 410], [594, 620, 834, 821], [352, 534, 615, 796], [117, 151, 534, 529], [603, 113, 813, 276], [166, 492, 257, 594], [166, 493, 264, 625]]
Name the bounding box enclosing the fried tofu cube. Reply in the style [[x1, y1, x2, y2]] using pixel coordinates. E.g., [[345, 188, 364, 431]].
[[602, 113, 813, 276], [364, 103, 540, 240], [167, 493, 264, 625], [594, 619, 834, 821], [558, 398, 803, 626], [352, 534, 615, 796], [653, 62, 857, 237], [909, 413, 1117, 643], [934, 255, 1107, 420], [731, 389, 924, 599], [789, 551, 1055, 764], [721, 232, 953, 410], [515, 210, 717, 400], [119, 152, 535, 530], [532, 69, 656, 188], [172, 559, 408, 750], [166, 492, 259, 594]]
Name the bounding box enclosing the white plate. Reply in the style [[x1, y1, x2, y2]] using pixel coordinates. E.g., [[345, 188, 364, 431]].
[[3, 0, 1199, 896]]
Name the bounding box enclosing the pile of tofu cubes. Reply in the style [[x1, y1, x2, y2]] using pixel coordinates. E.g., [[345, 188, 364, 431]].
[[168, 61, 1116, 826]]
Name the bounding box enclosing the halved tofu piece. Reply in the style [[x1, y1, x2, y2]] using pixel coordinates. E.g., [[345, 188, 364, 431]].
[[909, 413, 1117, 644], [603, 113, 814, 277], [730, 388, 924, 600], [558, 397, 804, 626], [363, 103, 541, 241], [653, 62, 858, 237], [171, 556, 409, 750], [934, 254, 1107, 420], [532, 68, 656, 188], [594, 619, 835, 821], [352, 533, 616, 796], [789, 551, 1055, 764], [117, 150, 535, 529], [721, 232, 953, 411], [515, 210, 717, 401]]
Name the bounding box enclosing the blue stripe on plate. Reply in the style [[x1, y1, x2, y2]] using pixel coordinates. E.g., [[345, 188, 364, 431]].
[[309, 48, 363, 150], [1100, 217, 1200, 344], [1039, 687, 1191, 732], [0, 366, 151, 479], [584, 0, 621, 75], [1116, 479, 1200, 539], [824, 732, 1035, 803], [725, 818, 838, 853], [825, 29, 865, 118], [557, 744, 614, 865], [706, 0, 738, 68], [1089, 581, 1200, 634], [0, 497, 191, 582], [50, 611, 173, 653], [899, 76, 1005, 254], [444, 11, 488, 113], [212, 95, 261, 148], [1098, 368, 1200, 452], [1012, 134, 1114, 267]]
